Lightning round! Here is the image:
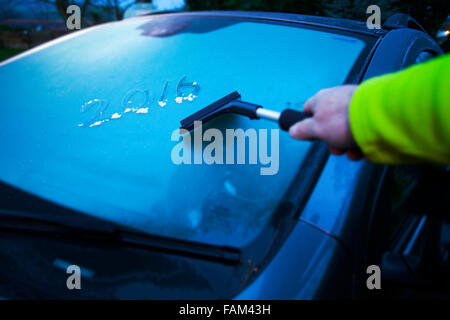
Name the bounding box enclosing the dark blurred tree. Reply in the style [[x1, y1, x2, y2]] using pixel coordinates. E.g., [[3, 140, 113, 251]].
[[0, 0, 21, 21], [40, 0, 92, 20], [97, 0, 135, 20], [185, 0, 325, 14], [394, 0, 448, 35], [107, 0, 125, 20], [40, 0, 139, 22]]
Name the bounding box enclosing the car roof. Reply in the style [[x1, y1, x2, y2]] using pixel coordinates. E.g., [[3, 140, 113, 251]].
[[149, 10, 385, 36]]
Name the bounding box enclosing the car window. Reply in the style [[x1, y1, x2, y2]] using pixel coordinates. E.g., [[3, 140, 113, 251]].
[[0, 15, 367, 247]]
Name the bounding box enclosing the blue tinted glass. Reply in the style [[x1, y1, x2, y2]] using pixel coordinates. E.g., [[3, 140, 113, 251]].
[[0, 16, 365, 247]]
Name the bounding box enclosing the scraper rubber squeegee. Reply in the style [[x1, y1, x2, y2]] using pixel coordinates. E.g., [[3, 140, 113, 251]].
[[180, 91, 312, 132]]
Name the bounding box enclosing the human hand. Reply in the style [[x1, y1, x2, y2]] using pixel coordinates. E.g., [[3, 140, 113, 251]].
[[289, 85, 364, 161]]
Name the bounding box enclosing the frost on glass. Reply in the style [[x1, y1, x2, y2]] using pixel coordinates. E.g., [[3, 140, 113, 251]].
[[0, 17, 365, 247]]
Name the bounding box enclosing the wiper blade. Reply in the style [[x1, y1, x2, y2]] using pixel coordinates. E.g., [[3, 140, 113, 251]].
[[0, 208, 116, 233], [0, 208, 242, 264], [116, 226, 242, 264]]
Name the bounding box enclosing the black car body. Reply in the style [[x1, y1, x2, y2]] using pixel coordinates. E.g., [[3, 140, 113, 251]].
[[0, 11, 448, 299]]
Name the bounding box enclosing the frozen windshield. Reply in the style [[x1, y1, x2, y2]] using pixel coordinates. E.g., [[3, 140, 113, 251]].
[[0, 15, 366, 247]]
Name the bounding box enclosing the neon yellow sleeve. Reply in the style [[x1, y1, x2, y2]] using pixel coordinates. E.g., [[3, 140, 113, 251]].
[[349, 54, 450, 165]]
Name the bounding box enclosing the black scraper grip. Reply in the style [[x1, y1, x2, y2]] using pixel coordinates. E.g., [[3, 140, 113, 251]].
[[278, 109, 312, 131]]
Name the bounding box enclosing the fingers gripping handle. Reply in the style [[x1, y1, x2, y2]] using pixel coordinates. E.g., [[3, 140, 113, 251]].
[[278, 109, 312, 131]]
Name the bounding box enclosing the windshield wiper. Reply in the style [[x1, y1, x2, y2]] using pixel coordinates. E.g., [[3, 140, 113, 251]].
[[0, 208, 241, 264], [0, 181, 241, 264]]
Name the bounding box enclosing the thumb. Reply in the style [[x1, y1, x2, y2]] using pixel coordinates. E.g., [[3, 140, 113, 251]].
[[289, 118, 317, 141]]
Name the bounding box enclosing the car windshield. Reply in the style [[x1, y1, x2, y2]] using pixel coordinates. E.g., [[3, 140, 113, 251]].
[[0, 14, 368, 248]]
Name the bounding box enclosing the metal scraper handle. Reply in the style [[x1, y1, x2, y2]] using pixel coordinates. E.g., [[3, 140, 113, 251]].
[[256, 108, 312, 131]]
